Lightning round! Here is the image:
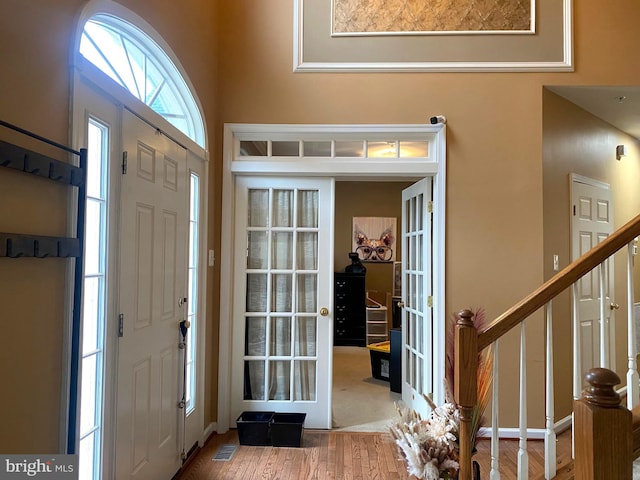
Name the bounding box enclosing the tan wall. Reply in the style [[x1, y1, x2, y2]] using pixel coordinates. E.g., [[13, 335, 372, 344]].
[[3, 0, 640, 452], [543, 89, 640, 419], [0, 0, 218, 453], [214, 0, 640, 428], [334, 181, 411, 302]]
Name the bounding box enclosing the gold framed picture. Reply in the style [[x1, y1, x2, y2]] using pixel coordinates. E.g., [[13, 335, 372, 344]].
[[294, 0, 572, 72]]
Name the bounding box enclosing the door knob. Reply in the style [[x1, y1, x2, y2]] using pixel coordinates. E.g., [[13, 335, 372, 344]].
[[610, 303, 620, 310], [320, 307, 329, 316], [397, 302, 405, 308]]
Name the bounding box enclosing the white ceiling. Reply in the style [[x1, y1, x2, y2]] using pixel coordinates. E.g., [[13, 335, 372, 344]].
[[546, 86, 640, 140]]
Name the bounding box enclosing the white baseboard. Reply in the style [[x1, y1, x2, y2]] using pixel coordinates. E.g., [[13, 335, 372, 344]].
[[476, 413, 574, 440], [554, 414, 572, 434], [201, 422, 217, 446], [477, 427, 546, 440]]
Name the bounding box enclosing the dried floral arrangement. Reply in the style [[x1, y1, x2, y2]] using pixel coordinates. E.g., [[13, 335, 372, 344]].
[[389, 309, 493, 480], [389, 397, 460, 479]]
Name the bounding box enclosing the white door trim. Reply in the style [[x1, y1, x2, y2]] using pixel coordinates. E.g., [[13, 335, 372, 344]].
[[217, 123, 447, 432], [70, 71, 209, 480], [570, 173, 609, 191]]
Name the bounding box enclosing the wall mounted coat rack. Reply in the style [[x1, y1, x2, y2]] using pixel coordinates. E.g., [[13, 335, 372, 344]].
[[0, 118, 87, 455]]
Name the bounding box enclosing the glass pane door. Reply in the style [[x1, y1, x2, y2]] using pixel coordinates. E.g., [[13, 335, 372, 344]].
[[232, 177, 333, 428], [401, 178, 433, 416]]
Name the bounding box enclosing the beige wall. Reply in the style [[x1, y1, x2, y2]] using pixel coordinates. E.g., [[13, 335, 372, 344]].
[[3, 0, 640, 452], [543, 89, 640, 419], [0, 0, 218, 453], [334, 181, 411, 302], [214, 0, 640, 428]]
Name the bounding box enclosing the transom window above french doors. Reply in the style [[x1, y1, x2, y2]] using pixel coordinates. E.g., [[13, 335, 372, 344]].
[[238, 139, 429, 158]]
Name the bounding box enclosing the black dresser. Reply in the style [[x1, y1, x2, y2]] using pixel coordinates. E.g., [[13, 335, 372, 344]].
[[333, 272, 366, 346]]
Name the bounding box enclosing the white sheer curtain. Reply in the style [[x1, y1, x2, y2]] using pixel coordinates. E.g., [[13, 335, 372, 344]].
[[244, 189, 318, 402]]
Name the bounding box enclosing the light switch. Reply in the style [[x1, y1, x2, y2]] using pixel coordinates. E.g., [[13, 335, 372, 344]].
[[553, 254, 559, 272], [208, 249, 215, 267]]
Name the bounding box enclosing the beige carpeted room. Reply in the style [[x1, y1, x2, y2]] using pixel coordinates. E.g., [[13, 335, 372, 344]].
[[332, 346, 400, 431], [332, 181, 410, 432]]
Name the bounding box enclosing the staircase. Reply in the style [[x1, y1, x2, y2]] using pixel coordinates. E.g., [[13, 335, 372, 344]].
[[634, 407, 640, 460], [454, 213, 640, 480]]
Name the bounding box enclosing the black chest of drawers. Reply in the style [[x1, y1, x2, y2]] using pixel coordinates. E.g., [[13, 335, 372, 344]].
[[334, 272, 366, 346]]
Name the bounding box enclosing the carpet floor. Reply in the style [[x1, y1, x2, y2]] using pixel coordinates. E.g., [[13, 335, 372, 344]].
[[331, 346, 400, 432]]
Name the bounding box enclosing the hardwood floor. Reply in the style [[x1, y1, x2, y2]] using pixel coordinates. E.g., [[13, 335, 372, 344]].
[[177, 430, 410, 480], [472, 429, 575, 480], [176, 428, 576, 479]]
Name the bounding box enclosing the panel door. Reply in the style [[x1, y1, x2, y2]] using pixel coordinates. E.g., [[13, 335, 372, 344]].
[[571, 177, 615, 379], [401, 177, 433, 415], [230, 176, 334, 429], [115, 110, 188, 480]]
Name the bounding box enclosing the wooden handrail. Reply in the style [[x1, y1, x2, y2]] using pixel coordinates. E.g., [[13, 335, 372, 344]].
[[477, 213, 640, 351]]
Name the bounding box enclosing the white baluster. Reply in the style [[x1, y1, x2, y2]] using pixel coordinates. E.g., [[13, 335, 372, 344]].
[[599, 262, 609, 368], [518, 321, 528, 479], [490, 340, 500, 480], [544, 303, 556, 479], [571, 282, 580, 459], [627, 242, 639, 409]]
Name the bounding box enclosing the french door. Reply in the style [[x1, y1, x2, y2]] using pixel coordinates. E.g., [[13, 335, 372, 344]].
[[230, 176, 334, 429], [115, 111, 188, 479], [401, 177, 434, 415]]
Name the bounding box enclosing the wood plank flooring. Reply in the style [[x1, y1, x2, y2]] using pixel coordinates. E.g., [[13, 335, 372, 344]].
[[176, 428, 576, 479]]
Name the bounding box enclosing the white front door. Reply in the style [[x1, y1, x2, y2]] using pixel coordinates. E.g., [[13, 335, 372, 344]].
[[401, 178, 434, 415], [115, 110, 188, 479], [230, 176, 334, 429], [571, 175, 615, 378]]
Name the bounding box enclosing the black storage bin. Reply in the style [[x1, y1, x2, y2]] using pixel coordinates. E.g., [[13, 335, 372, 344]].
[[367, 341, 390, 381], [236, 411, 275, 446], [271, 413, 306, 447]]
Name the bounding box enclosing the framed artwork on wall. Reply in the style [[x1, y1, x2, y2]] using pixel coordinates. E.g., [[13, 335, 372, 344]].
[[353, 216, 397, 263], [293, 0, 572, 72], [332, 0, 535, 35]]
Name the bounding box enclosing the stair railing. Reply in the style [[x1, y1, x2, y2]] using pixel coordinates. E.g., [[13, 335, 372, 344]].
[[455, 213, 640, 480]]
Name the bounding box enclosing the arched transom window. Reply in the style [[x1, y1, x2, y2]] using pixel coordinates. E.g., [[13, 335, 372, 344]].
[[80, 14, 205, 147]]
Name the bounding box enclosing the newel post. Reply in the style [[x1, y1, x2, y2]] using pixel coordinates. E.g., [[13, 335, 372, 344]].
[[455, 309, 478, 480], [574, 368, 632, 480]]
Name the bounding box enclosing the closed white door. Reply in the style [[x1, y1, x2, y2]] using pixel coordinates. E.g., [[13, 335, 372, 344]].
[[230, 176, 334, 429], [115, 110, 188, 480], [401, 178, 433, 415], [571, 176, 615, 379]]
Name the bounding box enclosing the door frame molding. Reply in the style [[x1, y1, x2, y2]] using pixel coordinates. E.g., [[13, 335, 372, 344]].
[[217, 123, 447, 432]]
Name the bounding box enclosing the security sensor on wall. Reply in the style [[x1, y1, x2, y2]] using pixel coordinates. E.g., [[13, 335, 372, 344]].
[[616, 144, 627, 160], [429, 115, 447, 125]]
